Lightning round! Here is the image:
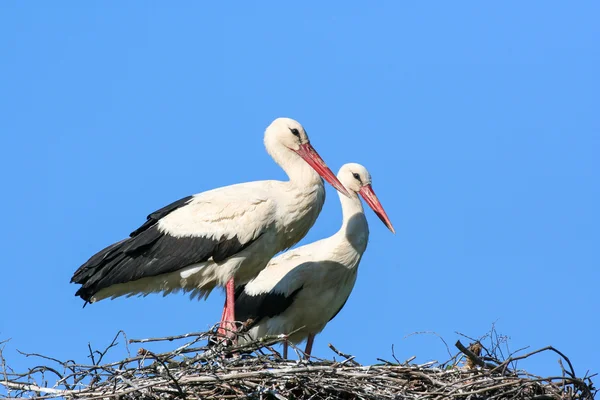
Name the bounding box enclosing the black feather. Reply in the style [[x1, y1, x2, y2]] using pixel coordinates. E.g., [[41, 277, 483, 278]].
[[130, 195, 194, 237], [235, 284, 303, 327], [71, 195, 262, 302]]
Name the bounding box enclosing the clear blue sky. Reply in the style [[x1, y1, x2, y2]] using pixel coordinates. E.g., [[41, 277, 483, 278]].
[[1, 1, 598, 386]]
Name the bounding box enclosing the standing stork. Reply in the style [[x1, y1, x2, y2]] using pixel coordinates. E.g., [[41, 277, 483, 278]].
[[235, 163, 394, 357], [70, 118, 350, 334]]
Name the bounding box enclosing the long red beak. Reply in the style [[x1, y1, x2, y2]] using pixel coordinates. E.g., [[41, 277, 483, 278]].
[[359, 184, 395, 233], [295, 143, 351, 197]]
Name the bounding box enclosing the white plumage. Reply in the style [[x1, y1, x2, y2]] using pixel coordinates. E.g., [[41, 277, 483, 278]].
[[71, 118, 349, 332], [90, 180, 321, 301], [235, 163, 395, 356]]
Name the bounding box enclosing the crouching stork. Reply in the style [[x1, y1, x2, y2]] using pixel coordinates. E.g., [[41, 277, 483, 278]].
[[235, 163, 394, 357]]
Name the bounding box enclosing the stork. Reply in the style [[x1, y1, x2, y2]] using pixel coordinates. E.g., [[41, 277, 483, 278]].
[[70, 118, 350, 335], [235, 163, 394, 357]]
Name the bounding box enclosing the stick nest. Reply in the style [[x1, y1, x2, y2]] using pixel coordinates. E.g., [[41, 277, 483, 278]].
[[0, 326, 596, 399]]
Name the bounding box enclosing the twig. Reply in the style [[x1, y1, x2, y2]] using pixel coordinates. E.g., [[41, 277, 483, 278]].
[[328, 343, 359, 366], [130, 331, 209, 344], [492, 346, 576, 378], [139, 349, 186, 398], [455, 340, 503, 371]]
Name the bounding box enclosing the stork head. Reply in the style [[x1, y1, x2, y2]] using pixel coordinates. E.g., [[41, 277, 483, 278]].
[[338, 163, 395, 234], [265, 117, 309, 151], [264, 118, 350, 197]]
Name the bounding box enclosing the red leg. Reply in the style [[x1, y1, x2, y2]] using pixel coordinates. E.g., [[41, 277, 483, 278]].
[[304, 334, 315, 358], [217, 297, 228, 337], [226, 278, 236, 328], [217, 278, 237, 339]]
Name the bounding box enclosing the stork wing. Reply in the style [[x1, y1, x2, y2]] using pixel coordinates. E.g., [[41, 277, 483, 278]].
[[234, 249, 309, 326], [71, 182, 277, 302], [235, 284, 303, 327], [235, 249, 355, 328]]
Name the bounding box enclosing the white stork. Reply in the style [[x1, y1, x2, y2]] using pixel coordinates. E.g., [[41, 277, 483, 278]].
[[71, 118, 350, 334], [234, 163, 394, 357]]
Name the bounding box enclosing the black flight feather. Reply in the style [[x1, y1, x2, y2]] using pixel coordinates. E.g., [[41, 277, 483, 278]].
[[130, 195, 194, 237], [71, 195, 262, 302], [235, 284, 303, 327]]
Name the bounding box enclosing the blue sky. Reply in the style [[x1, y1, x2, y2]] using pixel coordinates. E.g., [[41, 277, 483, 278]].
[[1, 1, 598, 387]]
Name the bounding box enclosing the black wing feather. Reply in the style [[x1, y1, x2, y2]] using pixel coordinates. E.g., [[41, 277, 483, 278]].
[[71, 195, 261, 302], [130, 195, 194, 237], [235, 284, 303, 327]]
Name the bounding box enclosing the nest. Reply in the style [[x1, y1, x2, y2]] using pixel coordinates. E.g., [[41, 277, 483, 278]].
[[0, 326, 596, 399]]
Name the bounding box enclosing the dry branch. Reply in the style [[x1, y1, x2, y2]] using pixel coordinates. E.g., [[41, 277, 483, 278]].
[[0, 326, 596, 400]]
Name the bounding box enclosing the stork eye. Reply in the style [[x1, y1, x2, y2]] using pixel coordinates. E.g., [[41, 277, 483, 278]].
[[352, 172, 361, 181], [290, 128, 300, 137]]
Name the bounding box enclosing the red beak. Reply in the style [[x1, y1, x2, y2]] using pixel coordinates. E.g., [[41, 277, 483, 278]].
[[359, 184, 395, 233], [295, 143, 351, 197]]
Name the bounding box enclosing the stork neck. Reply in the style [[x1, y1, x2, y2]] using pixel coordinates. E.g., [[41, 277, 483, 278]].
[[269, 143, 323, 189], [287, 156, 324, 188], [331, 191, 369, 263]]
